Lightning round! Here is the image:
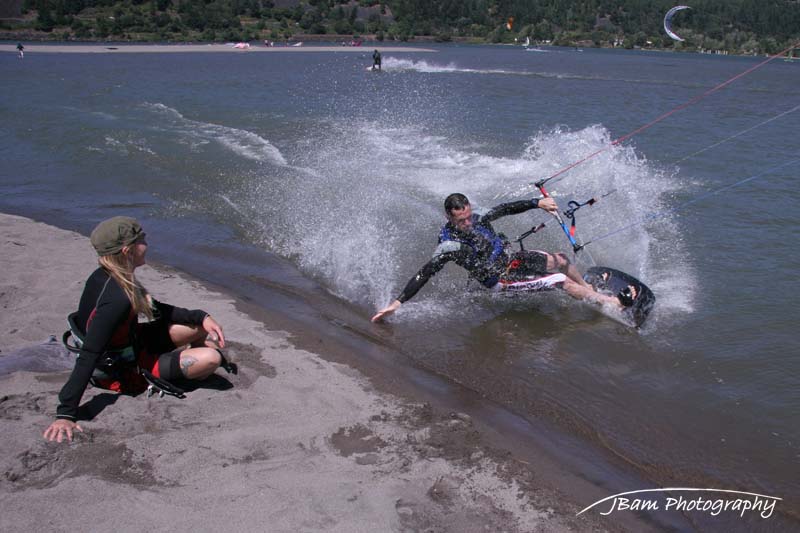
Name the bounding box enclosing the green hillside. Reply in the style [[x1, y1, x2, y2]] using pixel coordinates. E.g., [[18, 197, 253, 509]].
[[2, 0, 799, 55]]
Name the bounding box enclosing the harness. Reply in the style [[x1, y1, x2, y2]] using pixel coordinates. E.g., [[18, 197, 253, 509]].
[[61, 278, 186, 399], [62, 311, 134, 368], [62, 312, 186, 399], [439, 218, 507, 287]]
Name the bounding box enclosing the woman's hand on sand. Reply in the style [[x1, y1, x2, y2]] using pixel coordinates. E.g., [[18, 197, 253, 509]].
[[203, 315, 225, 348], [371, 300, 402, 323], [43, 419, 83, 443]]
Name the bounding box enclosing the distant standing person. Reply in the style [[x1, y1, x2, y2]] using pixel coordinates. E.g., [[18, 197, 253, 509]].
[[372, 49, 382, 71], [17, 42, 24, 59]]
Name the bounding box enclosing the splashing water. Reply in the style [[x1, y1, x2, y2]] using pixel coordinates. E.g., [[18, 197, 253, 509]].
[[383, 57, 522, 76], [93, 97, 696, 329], [220, 119, 695, 327], [93, 101, 694, 329]]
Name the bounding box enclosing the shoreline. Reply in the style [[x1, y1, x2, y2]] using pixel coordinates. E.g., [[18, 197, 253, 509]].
[[1, 43, 435, 53], [1, 40, 775, 59], [0, 212, 638, 532]]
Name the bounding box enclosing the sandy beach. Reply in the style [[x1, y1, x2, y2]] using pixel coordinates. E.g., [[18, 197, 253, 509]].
[[0, 213, 623, 532], [1, 43, 435, 54]]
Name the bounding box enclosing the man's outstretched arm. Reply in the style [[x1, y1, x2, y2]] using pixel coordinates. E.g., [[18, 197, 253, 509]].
[[372, 249, 463, 322], [482, 197, 557, 222]]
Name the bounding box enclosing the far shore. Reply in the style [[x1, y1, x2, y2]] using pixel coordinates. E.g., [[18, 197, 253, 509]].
[[2, 43, 435, 53]]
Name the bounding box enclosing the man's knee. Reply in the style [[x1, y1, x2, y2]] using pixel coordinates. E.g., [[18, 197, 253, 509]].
[[553, 252, 570, 272], [559, 277, 581, 297]]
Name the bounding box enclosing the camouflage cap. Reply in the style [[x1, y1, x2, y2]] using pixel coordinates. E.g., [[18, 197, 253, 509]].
[[90, 216, 145, 256]]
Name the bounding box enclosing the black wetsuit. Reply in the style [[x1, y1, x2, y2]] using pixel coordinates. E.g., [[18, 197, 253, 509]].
[[373, 50, 382, 69], [56, 268, 207, 420], [396, 199, 548, 303]]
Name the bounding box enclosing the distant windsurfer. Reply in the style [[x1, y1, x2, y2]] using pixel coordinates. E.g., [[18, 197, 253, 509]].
[[371, 193, 635, 322], [372, 49, 382, 71], [17, 42, 24, 59]]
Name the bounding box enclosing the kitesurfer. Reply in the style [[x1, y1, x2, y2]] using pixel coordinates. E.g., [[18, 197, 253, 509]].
[[43, 217, 232, 443], [371, 194, 634, 322], [16, 42, 24, 59], [372, 49, 382, 71]]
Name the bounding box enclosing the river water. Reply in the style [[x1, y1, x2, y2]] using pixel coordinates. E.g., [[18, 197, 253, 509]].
[[2, 43, 798, 528]]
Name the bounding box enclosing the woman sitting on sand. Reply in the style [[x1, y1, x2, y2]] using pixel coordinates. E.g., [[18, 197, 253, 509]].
[[44, 216, 229, 442]]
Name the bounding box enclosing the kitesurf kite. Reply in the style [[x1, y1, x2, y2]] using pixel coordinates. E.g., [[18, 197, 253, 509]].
[[664, 5, 691, 42]]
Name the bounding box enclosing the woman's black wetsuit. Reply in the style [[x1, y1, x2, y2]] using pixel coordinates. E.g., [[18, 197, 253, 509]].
[[56, 268, 207, 421]]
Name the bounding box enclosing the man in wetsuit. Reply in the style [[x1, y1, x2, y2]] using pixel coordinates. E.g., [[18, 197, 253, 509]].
[[371, 193, 626, 322], [372, 49, 382, 70]]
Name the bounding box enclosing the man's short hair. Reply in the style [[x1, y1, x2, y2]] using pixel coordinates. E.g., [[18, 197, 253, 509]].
[[444, 193, 470, 215]]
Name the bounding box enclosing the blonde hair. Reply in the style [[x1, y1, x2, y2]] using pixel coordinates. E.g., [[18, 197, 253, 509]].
[[98, 251, 154, 320]]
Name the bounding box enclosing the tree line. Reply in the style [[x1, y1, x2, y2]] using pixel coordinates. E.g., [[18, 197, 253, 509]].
[[3, 0, 798, 54]]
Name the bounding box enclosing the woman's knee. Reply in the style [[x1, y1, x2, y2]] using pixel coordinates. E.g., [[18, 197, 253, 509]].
[[169, 324, 208, 348], [179, 347, 221, 379]]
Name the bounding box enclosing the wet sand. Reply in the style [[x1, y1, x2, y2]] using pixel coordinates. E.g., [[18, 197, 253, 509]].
[[1, 44, 435, 54], [0, 212, 622, 532]]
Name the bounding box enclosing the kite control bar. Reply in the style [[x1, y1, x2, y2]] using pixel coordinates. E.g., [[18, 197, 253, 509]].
[[535, 179, 584, 253]]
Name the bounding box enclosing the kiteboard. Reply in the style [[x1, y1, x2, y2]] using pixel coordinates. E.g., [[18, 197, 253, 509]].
[[583, 266, 655, 328]]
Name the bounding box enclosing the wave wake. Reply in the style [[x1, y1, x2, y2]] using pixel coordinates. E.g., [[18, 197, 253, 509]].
[[144, 102, 287, 165], [380, 58, 715, 90], [383, 57, 522, 76]]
